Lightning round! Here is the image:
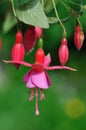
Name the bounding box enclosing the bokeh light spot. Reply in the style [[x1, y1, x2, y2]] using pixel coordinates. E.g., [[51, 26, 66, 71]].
[[65, 98, 85, 119]]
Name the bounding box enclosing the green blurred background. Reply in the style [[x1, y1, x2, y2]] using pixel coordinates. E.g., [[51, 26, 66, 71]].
[[0, 1, 86, 130]]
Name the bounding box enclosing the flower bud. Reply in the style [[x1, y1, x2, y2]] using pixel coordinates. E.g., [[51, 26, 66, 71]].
[[15, 31, 23, 43], [35, 27, 43, 38], [74, 26, 84, 50], [24, 26, 37, 53], [35, 48, 45, 64], [58, 38, 69, 66], [11, 31, 25, 69]]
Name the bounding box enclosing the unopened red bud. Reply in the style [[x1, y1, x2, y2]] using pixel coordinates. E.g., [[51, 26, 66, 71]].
[[15, 31, 23, 43], [24, 26, 37, 53], [75, 26, 80, 32], [35, 48, 45, 64], [35, 27, 43, 38], [74, 26, 84, 50], [58, 38, 69, 66], [12, 31, 25, 69]]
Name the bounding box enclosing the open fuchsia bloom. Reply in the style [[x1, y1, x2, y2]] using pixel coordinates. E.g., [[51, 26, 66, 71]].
[[4, 47, 76, 115], [74, 26, 84, 50], [11, 31, 25, 69]]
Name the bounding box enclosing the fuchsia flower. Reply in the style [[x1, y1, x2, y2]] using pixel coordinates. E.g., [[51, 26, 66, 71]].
[[24, 26, 42, 54], [4, 48, 76, 115], [24, 26, 37, 53], [58, 38, 69, 66], [11, 31, 25, 69], [74, 26, 84, 50]]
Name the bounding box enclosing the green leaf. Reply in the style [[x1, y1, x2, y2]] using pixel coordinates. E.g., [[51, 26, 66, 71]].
[[15, 0, 49, 28], [14, 0, 31, 7], [2, 12, 17, 33], [47, 17, 57, 24], [68, 0, 83, 12]]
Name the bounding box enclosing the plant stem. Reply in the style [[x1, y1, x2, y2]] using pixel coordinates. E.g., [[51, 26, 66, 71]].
[[51, 0, 67, 37], [76, 17, 82, 30], [11, 0, 16, 17]]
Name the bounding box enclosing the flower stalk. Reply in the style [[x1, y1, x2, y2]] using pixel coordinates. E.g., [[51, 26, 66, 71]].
[[52, 0, 67, 37]]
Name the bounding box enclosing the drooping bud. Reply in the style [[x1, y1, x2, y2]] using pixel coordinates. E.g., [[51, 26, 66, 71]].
[[35, 48, 45, 64], [35, 27, 43, 38], [58, 38, 69, 66], [15, 31, 23, 43], [11, 31, 25, 69], [24, 26, 37, 54], [74, 26, 84, 50]]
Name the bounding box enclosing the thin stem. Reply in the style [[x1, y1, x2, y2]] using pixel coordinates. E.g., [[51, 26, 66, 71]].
[[11, 0, 21, 31], [51, 0, 67, 37], [11, 0, 16, 17], [76, 17, 82, 30]]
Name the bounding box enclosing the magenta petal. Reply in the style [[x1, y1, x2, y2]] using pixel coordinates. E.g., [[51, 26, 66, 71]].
[[31, 70, 50, 89], [3, 60, 32, 67], [24, 70, 35, 88], [23, 70, 33, 82], [44, 54, 51, 67], [45, 71, 51, 86]]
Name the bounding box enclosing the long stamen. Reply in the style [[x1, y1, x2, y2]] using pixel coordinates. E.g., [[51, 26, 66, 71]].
[[35, 87, 39, 116], [29, 88, 34, 101], [40, 89, 45, 100]]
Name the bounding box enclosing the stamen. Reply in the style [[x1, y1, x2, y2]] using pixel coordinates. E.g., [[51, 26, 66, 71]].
[[40, 89, 45, 100], [28, 88, 34, 101], [35, 87, 39, 116]]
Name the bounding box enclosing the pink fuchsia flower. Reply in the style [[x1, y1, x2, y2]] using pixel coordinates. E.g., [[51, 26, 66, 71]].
[[74, 26, 84, 50], [4, 48, 76, 115]]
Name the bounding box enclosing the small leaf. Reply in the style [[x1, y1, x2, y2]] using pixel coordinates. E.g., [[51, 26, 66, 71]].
[[15, 0, 49, 28], [2, 12, 17, 33], [47, 17, 58, 24], [47, 16, 70, 24]]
